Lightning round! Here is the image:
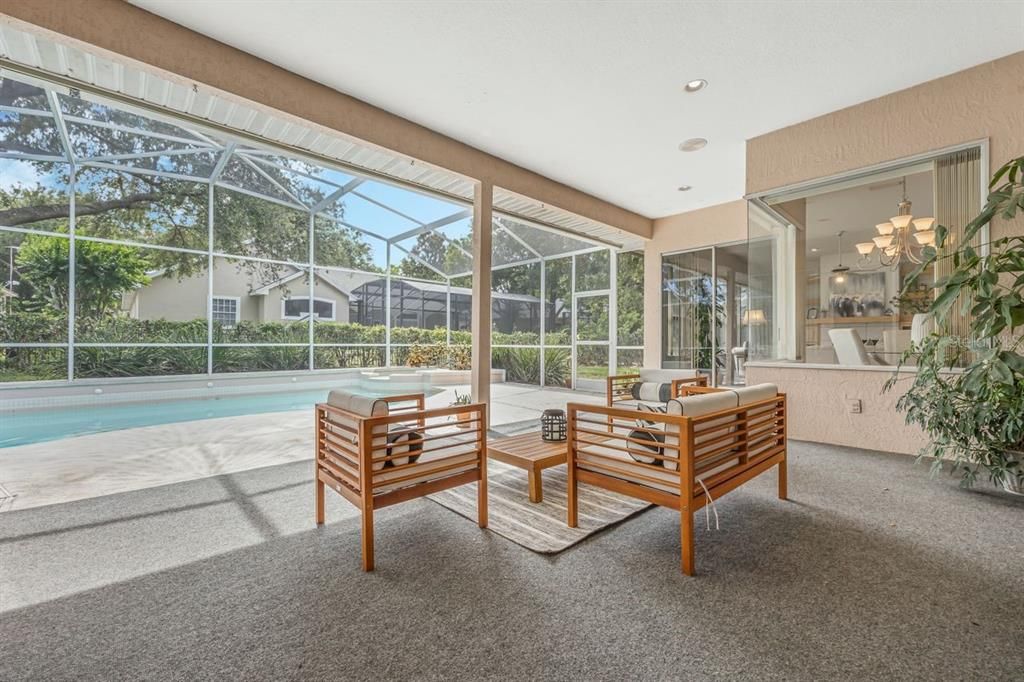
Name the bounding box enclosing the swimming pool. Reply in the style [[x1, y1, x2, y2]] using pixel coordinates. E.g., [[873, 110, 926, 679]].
[[1, 386, 441, 449]]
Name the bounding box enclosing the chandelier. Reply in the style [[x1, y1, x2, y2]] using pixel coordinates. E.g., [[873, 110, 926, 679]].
[[855, 177, 936, 268]]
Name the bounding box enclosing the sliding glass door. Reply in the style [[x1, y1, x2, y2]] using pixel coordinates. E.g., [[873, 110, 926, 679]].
[[662, 243, 755, 386]]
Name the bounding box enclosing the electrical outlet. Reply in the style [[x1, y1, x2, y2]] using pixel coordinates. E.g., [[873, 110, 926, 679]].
[[847, 398, 862, 414]]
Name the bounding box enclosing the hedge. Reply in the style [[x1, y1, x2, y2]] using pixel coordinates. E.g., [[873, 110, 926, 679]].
[[0, 313, 573, 381]]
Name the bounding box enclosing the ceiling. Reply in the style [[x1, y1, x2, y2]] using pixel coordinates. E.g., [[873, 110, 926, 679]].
[[129, 1, 1023, 219]]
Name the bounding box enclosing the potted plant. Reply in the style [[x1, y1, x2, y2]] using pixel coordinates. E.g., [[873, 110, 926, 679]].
[[886, 155, 1024, 494], [450, 390, 473, 429]]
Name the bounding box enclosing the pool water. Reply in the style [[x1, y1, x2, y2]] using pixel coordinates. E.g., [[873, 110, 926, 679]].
[[1, 386, 440, 449]]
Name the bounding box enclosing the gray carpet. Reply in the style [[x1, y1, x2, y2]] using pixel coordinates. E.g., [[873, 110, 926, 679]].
[[1, 441, 1022, 681], [427, 460, 650, 553]]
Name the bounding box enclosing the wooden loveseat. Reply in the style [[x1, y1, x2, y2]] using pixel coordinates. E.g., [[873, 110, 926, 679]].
[[315, 390, 488, 571], [567, 383, 786, 575]]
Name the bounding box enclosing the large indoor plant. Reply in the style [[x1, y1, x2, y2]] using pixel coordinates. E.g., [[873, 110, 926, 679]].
[[886, 155, 1024, 493]]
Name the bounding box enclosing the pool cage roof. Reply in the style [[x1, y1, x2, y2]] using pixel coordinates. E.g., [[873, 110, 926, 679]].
[[0, 65, 631, 282]]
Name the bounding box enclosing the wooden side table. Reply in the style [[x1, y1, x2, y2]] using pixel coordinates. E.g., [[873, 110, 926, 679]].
[[486, 432, 567, 503]]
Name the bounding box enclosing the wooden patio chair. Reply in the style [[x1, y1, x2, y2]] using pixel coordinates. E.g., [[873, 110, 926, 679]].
[[568, 383, 787, 575], [314, 389, 488, 571]]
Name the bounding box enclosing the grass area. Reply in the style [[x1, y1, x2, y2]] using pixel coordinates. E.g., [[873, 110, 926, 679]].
[[575, 365, 642, 379]]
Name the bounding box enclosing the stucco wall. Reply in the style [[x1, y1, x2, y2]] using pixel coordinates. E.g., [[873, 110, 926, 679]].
[[642, 200, 747, 368], [746, 364, 925, 455], [747, 50, 1024, 242]]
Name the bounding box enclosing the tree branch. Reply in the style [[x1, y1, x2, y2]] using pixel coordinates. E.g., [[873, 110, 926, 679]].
[[0, 191, 186, 227]]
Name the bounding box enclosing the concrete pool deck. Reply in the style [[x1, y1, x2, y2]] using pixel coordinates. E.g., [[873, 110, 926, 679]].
[[0, 384, 605, 512]]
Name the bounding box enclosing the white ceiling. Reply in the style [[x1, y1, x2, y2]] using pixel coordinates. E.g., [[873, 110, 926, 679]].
[[130, 0, 1023, 220]]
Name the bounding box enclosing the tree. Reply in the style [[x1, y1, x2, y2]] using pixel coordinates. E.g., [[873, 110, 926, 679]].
[[16, 235, 150, 319], [0, 76, 382, 281]]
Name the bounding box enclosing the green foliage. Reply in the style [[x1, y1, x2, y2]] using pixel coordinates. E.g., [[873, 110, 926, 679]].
[[491, 346, 570, 386], [16, 236, 150, 319], [886, 155, 1024, 490]]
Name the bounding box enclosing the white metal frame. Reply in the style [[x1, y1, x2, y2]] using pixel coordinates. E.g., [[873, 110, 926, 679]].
[[0, 69, 643, 387]]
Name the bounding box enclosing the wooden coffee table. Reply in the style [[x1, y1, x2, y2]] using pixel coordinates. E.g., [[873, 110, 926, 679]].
[[486, 432, 567, 503]]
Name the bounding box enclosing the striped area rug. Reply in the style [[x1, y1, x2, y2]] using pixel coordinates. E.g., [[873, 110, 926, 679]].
[[427, 461, 652, 554]]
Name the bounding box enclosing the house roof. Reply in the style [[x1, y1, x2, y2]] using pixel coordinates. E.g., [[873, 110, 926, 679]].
[[249, 270, 353, 299]]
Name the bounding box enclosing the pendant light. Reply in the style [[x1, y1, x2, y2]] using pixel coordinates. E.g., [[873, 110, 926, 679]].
[[831, 231, 849, 284]]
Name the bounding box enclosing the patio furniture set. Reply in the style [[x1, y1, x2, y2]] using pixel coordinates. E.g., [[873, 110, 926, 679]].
[[315, 368, 787, 575]]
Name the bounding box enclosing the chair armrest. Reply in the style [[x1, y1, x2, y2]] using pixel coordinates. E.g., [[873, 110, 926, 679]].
[[670, 375, 708, 398], [606, 373, 642, 406]]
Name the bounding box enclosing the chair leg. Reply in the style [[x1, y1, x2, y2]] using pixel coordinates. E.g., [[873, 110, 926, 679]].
[[567, 465, 578, 528], [477, 472, 488, 529], [778, 458, 788, 500], [681, 506, 695, 576], [315, 477, 325, 525], [361, 505, 375, 572]]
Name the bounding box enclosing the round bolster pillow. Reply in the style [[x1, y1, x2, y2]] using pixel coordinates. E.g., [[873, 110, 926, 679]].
[[630, 381, 672, 403], [385, 426, 423, 467], [626, 428, 666, 466]]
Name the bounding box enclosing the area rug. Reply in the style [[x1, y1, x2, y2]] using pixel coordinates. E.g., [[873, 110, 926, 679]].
[[427, 460, 651, 554]]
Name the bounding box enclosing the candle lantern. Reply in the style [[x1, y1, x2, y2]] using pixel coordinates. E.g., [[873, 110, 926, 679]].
[[541, 408, 567, 442]]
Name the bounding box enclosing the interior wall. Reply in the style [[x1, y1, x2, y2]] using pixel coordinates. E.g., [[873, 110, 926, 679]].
[[642, 200, 747, 368], [0, 0, 652, 240], [747, 50, 1024, 242], [746, 364, 924, 455]]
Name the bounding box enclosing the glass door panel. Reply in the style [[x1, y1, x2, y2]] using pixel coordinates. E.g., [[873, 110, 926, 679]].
[[714, 242, 750, 385], [572, 293, 610, 390], [661, 248, 717, 380]]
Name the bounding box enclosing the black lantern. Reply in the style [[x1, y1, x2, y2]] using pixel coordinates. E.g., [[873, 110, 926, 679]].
[[541, 408, 567, 442]]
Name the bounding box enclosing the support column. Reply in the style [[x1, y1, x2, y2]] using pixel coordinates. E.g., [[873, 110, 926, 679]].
[[609, 249, 618, 378], [539, 258, 546, 388], [470, 181, 493, 413]]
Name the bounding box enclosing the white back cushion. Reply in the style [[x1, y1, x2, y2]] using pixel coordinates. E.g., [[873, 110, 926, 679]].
[[729, 383, 778, 406], [663, 392, 739, 471], [326, 389, 390, 471], [639, 368, 699, 383]]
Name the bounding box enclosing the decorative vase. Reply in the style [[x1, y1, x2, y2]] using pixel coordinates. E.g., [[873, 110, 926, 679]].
[[455, 411, 473, 429]]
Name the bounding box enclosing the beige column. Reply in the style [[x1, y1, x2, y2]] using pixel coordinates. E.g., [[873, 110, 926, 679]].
[[470, 181, 493, 413]]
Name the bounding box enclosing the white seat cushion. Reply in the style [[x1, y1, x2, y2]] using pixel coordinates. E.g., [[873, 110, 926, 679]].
[[373, 427, 480, 493]]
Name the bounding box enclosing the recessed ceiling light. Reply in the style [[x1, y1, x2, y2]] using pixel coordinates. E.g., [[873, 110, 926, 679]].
[[677, 185, 692, 192], [678, 138, 708, 152], [811, 248, 819, 252], [684, 79, 707, 93]]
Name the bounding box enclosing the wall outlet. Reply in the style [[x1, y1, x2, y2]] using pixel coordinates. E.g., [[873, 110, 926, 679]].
[[847, 398, 862, 414]]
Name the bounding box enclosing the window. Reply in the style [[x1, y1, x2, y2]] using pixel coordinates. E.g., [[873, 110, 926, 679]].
[[748, 145, 983, 367], [282, 297, 335, 321], [211, 297, 239, 327]]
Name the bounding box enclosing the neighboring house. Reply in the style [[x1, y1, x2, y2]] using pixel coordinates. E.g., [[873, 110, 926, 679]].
[[123, 259, 555, 334], [124, 258, 356, 326]]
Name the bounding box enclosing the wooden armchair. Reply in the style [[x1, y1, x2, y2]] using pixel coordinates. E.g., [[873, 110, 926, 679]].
[[607, 368, 708, 407], [568, 383, 786, 575], [315, 390, 487, 571]]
